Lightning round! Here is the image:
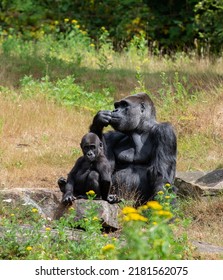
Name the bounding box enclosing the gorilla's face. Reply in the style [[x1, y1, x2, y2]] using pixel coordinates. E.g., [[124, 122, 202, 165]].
[[110, 98, 144, 132], [81, 133, 103, 162]]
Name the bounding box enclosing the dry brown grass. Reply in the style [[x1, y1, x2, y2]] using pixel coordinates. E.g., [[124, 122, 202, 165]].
[[1, 82, 223, 188], [0, 94, 92, 190], [177, 195, 223, 259]]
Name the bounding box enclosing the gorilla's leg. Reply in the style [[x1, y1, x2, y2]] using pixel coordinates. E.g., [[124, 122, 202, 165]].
[[86, 171, 101, 198]]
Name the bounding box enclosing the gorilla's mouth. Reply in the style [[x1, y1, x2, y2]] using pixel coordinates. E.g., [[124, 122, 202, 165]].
[[87, 155, 96, 162]]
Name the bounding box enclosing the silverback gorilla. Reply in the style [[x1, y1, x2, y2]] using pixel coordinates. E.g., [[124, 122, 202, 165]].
[[58, 132, 112, 204], [59, 92, 177, 205]]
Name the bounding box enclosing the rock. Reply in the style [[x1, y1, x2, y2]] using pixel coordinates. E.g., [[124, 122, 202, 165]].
[[0, 188, 120, 230], [175, 169, 223, 197], [192, 241, 223, 254], [73, 199, 120, 230], [0, 188, 62, 220]]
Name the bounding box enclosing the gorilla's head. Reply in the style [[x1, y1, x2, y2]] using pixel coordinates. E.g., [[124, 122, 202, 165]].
[[80, 132, 103, 162], [110, 93, 156, 132]]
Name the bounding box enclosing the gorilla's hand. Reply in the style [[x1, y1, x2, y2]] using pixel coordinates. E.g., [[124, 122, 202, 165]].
[[93, 110, 112, 127], [90, 110, 112, 138], [62, 192, 76, 206]]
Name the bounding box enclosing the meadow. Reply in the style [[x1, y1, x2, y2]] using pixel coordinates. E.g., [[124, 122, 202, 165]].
[[0, 26, 223, 259]]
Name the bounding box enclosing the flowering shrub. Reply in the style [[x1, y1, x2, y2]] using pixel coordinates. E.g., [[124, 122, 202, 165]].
[[0, 186, 189, 259], [117, 184, 186, 260]]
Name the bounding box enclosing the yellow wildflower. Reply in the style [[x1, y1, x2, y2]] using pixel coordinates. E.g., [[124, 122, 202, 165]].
[[137, 205, 148, 212], [54, 20, 59, 25], [165, 196, 170, 199], [122, 206, 138, 215], [165, 183, 171, 188], [157, 191, 164, 195], [10, 213, 15, 217], [157, 210, 173, 219], [76, 25, 80, 29], [86, 190, 95, 196], [92, 216, 99, 221], [64, 18, 69, 22], [31, 208, 38, 213], [123, 213, 148, 222], [26, 246, 32, 251], [71, 19, 78, 24], [90, 43, 95, 47], [152, 221, 158, 225], [45, 227, 51, 231], [102, 244, 115, 252], [146, 201, 163, 210]]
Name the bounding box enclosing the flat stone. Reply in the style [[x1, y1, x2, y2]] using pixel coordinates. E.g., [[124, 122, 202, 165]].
[[193, 241, 223, 254], [0, 188, 120, 229], [74, 199, 120, 229], [175, 169, 223, 197]]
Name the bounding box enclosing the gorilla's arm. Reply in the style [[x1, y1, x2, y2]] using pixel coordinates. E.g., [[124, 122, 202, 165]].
[[60, 157, 85, 205], [96, 156, 112, 200], [148, 122, 177, 195], [89, 111, 124, 171]]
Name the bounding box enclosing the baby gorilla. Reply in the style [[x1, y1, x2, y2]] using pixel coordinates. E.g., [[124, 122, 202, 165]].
[[58, 132, 112, 205]]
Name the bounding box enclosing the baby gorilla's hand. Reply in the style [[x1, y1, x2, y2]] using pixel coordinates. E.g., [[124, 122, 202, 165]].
[[62, 192, 76, 206]]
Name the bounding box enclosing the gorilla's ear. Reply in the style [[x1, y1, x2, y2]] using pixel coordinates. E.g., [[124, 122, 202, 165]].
[[141, 102, 146, 113]]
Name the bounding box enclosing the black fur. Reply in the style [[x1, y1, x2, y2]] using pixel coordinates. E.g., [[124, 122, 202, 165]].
[[58, 132, 112, 205], [89, 93, 177, 204]]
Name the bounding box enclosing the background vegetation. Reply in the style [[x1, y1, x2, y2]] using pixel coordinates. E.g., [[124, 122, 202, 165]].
[[1, 0, 223, 55], [0, 0, 223, 260]]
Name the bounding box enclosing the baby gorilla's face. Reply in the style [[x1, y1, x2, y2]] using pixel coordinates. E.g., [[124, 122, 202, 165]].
[[80, 132, 103, 162]]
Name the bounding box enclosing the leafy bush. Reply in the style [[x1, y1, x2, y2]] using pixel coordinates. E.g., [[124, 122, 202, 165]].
[[0, 187, 191, 260], [20, 75, 114, 112]]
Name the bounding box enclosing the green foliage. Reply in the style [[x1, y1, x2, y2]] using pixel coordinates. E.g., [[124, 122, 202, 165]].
[[20, 75, 114, 112], [157, 71, 198, 109], [0, 192, 116, 260], [97, 27, 114, 71], [0, 187, 191, 260], [194, 0, 223, 55], [1, 0, 223, 55], [117, 184, 189, 260]]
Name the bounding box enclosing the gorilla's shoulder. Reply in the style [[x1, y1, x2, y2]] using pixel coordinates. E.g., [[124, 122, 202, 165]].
[[151, 121, 176, 143], [158, 121, 175, 132]]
